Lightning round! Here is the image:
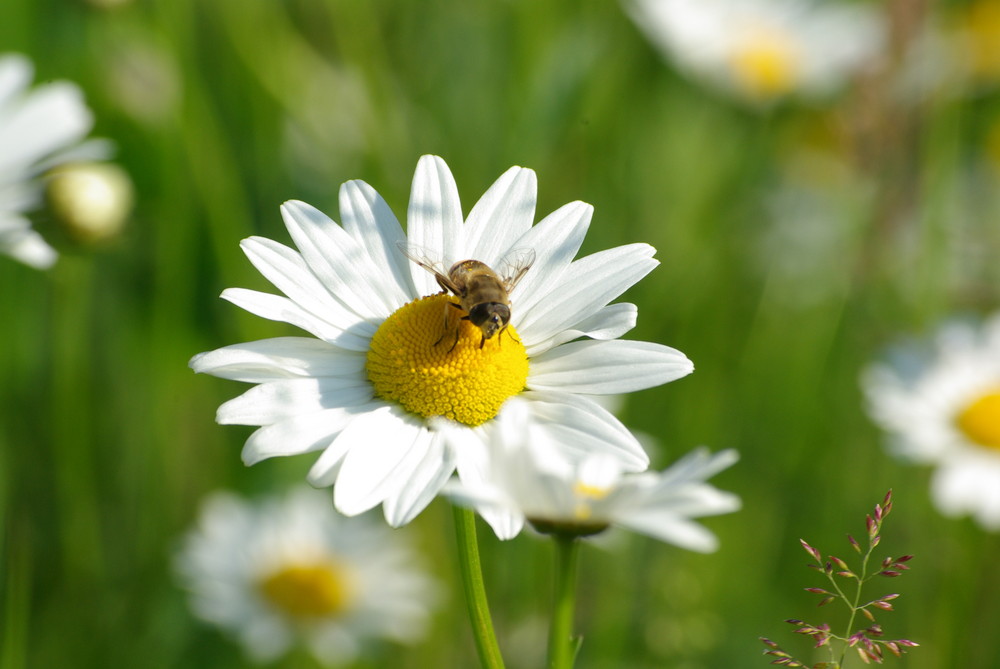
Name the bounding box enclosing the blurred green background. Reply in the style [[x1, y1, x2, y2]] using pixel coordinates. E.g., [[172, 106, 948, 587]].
[[2, 0, 1000, 667]]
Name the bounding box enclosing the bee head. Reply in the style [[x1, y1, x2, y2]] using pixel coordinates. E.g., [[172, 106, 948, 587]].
[[467, 303, 510, 339]]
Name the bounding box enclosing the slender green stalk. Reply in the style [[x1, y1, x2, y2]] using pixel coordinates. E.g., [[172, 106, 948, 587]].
[[834, 540, 876, 667], [452, 506, 505, 669], [547, 535, 581, 669]]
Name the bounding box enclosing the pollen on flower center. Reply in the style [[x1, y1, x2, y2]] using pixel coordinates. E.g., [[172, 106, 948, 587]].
[[366, 294, 529, 427], [258, 562, 352, 618], [955, 387, 1000, 450], [730, 27, 800, 97]]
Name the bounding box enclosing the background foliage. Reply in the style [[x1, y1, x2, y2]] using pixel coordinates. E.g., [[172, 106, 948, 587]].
[[2, 0, 999, 667]]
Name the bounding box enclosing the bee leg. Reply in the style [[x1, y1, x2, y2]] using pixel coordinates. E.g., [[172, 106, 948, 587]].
[[434, 302, 456, 347], [447, 328, 460, 353], [436, 303, 465, 352]]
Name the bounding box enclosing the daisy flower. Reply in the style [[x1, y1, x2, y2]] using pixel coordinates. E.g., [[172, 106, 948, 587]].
[[0, 53, 108, 268], [863, 313, 1000, 530], [174, 486, 438, 665], [625, 0, 884, 103], [191, 155, 693, 527], [444, 398, 740, 548]]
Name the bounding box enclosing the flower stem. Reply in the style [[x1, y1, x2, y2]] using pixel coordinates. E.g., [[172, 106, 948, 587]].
[[453, 506, 505, 669], [547, 535, 581, 669]]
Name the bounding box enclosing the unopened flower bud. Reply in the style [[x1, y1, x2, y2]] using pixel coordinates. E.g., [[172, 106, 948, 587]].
[[45, 162, 133, 245]]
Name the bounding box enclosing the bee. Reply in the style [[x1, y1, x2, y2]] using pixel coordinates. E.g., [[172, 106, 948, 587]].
[[397, 242, 535, 351]]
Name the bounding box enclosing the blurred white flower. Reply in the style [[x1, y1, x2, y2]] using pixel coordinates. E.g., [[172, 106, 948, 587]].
[[863, 314, 1000, 530], [191, 155, 693, 527], [626, 0, 884, 103], [0, 54, 109, 268], [444, 399, 741, 550], [175, 487, 438, 665]]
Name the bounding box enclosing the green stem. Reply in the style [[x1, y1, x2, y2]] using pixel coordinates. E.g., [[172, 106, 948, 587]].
[[833, 543, 875, 668], [453, 506, 505, 669], [547, 535, 581, 669]]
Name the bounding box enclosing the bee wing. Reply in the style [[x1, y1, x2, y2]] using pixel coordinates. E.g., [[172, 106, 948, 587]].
[[498, 248, 536, 292], [396, 241, 461, 294]]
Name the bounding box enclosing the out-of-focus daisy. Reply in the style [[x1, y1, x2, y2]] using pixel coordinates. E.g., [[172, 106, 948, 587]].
[[863, 314, 1000, 530], [445, 399, 741, 549], [175, 487, 438, 665], [626, 0, 884, 103], [0, 54, 108, 268], [191, 155, 693, 526]]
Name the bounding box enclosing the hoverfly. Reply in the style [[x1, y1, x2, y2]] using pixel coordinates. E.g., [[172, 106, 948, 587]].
[[397, 242, 535, 351]]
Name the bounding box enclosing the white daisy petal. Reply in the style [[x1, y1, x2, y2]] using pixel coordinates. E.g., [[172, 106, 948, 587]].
[[220, 288, 374, 351], [382, 432, 455, 527], [524, 303, 638, 357], [0, 54, 32, 107], [339, 179, 415, 304], [0, 223, 57, 269], [241, 405, 381, 465], [517, 244, 658, 344], [932, 457, 1000, 530], [239, 236, 359, 330], [508, 200, 592, 314], [332, 408, 431, 516], [217, 378, 373, 426], [280, 200, 396, 320], [0, 82, 92, 174], [520, 391, 650, 471], [463, 165, 537, 263], [407, 155, 464, 286], [529, 340, 693, 394], [440, 422, 527, 540], [190, 338, 365, 383], [618, 513, 721, 552], [305, 432, 355, 488]]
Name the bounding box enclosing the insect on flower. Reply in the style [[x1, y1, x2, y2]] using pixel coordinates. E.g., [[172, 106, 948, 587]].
[[398, 242, 535, 351]]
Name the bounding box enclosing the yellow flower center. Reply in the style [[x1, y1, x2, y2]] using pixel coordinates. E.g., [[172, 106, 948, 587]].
[[258, 562, 352, 618], [366, 294, 529, 427], [729, 27, 800, 98], [960, 1, 1000, 80], [955, 388, 1000, 450], [571, 481, 611, 522]]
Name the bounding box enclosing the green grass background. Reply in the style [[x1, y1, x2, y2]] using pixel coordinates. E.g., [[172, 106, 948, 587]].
[[2, 0, 999, 667]]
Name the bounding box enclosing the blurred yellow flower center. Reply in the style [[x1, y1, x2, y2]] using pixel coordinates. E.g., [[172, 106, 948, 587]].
[[961, 1, 1000, 80], [730, 27, 800, 98], [366, 294, 529, 427], [572, 482, 611, 521], [258, 562, 352, 618], [955, 388, 1000, 450]]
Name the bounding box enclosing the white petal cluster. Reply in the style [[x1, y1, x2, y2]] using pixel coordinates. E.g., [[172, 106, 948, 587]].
[[0, 54, 108, 268], [627, 0, 885, 103], [174, 487, 437, 665], [445, 399, 741, 549], [192, 155, 694, 527], [863, 314, 1000, 529]]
